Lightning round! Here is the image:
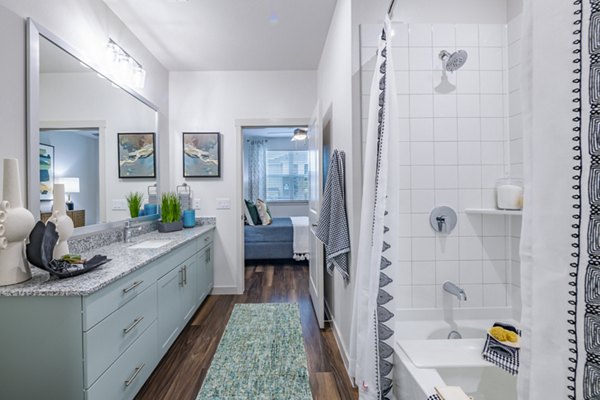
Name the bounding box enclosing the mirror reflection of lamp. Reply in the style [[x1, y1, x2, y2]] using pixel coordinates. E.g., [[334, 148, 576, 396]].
[[57, 177, 80, 211]]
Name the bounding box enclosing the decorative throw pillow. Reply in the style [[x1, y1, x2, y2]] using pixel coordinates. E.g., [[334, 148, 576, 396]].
[[244, 199, 262, 225], [255, 199, 272, 225]]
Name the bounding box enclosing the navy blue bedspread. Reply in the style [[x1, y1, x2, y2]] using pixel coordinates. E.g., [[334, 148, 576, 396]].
[[244, 217, 293, 243], [244, 217, 293, 260]]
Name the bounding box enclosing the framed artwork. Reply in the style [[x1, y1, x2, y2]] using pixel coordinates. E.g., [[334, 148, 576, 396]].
[[183, 132, 221, 178], [39, 143, 54, 201], [118, 132, 156, 179]]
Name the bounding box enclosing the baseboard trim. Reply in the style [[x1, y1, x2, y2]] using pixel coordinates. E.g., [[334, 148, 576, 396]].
[[211, 286, 241, 295], [324, 301, 353, 384]]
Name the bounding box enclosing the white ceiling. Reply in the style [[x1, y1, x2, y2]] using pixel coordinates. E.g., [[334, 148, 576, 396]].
[[103, 0, 338, 71]]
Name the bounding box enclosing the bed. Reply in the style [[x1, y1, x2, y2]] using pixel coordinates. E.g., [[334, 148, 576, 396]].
[[244, 217, 309, 261]]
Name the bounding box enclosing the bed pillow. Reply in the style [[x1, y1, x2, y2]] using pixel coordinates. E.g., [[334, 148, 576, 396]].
[[255, 199, 272, 225], [244, 199, 262, 226]]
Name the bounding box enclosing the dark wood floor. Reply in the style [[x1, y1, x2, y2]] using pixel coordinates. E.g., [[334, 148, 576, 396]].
[[136, 263, 358, 400]]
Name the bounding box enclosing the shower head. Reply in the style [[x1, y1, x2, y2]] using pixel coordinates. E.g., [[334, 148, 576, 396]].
[[439, 50, 468, 72]]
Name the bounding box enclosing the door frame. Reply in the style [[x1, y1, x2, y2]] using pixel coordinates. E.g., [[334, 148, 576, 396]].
[[40, 120, 106, 224], [235, 118, 311, 294]]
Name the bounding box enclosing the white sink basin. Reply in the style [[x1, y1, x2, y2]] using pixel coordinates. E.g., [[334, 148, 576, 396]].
[[129, 240, 172, 249]]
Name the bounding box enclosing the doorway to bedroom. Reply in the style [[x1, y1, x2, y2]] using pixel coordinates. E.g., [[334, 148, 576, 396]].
[[242, 126, 310, 266]]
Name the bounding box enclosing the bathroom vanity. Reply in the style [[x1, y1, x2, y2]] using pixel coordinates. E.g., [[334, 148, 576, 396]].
[[0, 225, 215, 400]]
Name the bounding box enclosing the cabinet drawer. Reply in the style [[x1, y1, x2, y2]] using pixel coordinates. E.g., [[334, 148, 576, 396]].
[[86, 321, 157, 400], [84, 283, 157, 387], [83, 264, 157, 330], [198, 230, 213, 251]]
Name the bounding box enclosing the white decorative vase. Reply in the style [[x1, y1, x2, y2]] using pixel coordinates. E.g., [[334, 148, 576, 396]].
[[0, 159, 35, 286], [48, 183, 74, 260]]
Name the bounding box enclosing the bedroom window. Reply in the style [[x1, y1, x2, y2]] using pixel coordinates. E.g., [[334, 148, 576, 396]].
[[266, 150, 309, 201]]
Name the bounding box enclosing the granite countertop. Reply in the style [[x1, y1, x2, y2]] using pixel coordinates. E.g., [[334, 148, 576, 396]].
[[0, 225, 215, 297]]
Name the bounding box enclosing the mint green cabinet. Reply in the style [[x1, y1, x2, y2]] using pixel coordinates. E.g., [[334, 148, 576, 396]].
[[0, 228, 215, 399], [183, 256, 200, 323], [157, 261, 186, 356]]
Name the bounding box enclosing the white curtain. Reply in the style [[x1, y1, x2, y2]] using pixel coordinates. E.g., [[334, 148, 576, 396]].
[[244, 139, 266, 201], [349, 15, 400, 400], [519, 1, 598, 399]]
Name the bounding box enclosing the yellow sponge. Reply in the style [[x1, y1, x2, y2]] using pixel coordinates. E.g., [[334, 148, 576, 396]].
[[489, 326, 519, 343]]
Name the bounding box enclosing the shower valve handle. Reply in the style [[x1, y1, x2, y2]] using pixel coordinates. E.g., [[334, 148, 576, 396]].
[[436, 216, 446, 232]]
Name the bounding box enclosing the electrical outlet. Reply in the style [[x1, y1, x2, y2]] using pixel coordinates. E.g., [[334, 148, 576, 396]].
[[112, 199, 127, 211], [193, 199, 202, 210], [216, 198, 231, 210]]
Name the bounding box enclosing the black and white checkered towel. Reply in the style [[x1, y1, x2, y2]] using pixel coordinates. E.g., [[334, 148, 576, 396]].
[[482, 322, 520, 376], [427, 395, 443, 400], [315, 150, 351, 281]]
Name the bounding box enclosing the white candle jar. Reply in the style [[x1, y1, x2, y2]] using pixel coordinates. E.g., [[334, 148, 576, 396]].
[[496, 178, 523, 210]]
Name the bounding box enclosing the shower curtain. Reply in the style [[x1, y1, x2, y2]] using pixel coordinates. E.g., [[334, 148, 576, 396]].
[[349, 15, 400, 400], [519, 0, 600, 399]]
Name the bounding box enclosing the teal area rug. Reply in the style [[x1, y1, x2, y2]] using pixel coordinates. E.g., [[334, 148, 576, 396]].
[[197, 303, 313, 400]]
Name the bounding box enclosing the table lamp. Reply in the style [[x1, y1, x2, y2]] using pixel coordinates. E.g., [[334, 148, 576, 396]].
[[57, 177, 80, 211]]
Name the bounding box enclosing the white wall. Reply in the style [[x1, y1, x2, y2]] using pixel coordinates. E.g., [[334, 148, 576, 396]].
[[170, 71, 317, 293], [0, 0, 169, 205], [317, 0, 357, 363], [40, 72, 157, 222]]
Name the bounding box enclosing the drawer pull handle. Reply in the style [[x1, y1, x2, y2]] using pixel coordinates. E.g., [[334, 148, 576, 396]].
[[124, 363, 145, 387], [204, 236, 209, 242], [123, 280, 143, 294], [123, 316, 144, 334], [183, 265, 187, 285]]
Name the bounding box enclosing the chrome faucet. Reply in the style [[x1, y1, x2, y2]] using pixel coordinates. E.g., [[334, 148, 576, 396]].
[[124, 221, 142, 243], [443, 281, 467, 301]]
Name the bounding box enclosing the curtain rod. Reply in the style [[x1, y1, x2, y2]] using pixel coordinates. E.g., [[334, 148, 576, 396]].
[[388, 0, 396, 17]]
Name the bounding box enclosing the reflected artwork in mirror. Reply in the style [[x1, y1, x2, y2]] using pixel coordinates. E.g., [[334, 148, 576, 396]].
[[118, 133, 156, 179], [28, 19, 160, 233]]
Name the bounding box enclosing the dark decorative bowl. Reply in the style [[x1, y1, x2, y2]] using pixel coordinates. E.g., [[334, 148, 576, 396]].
[[158, 220, 183, 233]]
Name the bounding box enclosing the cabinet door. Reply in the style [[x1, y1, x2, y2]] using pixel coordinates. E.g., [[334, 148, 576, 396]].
[[205, 245, 214, 292], [182, 257, 199, 323], [157, 265, 184, 356], [197, 248, 208, 304]]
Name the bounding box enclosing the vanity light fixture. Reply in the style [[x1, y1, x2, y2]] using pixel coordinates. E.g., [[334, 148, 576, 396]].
[[105, 39, 146, 89]]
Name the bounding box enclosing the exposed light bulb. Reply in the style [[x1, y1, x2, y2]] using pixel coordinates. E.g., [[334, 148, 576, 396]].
[[104, 39, 146, 89]]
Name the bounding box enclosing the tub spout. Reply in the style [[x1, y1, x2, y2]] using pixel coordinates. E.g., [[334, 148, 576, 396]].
[[443, 281, 467, 301]]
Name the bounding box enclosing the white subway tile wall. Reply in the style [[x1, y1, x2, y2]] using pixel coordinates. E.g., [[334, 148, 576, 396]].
[[360, 22, 519, 311], [507, 15, 523, 320]]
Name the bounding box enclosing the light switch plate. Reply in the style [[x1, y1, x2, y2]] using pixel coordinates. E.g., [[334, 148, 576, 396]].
[[216, 198, 231, 210], [112, 199, 127, 211]]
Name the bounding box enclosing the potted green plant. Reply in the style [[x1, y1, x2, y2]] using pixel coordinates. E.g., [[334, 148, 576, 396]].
[[158, 192, 183, 233], [126, 192, 144, 218]]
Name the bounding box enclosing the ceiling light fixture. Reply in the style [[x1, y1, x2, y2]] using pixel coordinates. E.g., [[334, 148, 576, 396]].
[[291, 128, 308, 142], [105, 39, 146, 89]]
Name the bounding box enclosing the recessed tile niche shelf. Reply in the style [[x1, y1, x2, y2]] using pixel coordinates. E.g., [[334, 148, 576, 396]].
[[464, 208, 523, 216]]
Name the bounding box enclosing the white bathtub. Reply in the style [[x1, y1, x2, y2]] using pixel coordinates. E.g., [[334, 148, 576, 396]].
[[394, 319, 518, 400]]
